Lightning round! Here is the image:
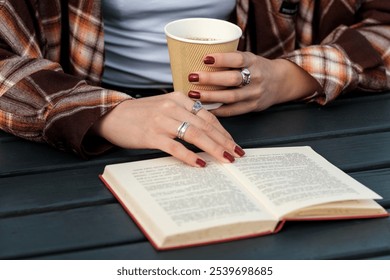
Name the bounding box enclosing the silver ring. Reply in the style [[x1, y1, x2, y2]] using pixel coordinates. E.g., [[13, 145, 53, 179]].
[[240, 68, 251, 86], [191, 100, 203, 115], [177, 121, 190, 140]]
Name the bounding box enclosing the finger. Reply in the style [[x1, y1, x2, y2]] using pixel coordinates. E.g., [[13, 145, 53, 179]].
[[157, 137, 208, 168], [211, 101, 258, 117], [177, 98, 234, 140], [143, 115, 209, 167], [176, 120, 237, 163], [190, 88, 246, 105], [168, 106, 243, 161], [203, 51, 251, 68], [178, 115, 239, 159], [149, 105, 236, 160], [193, 107, 234, 140], [149, 93, 230, 141], [155, 94, 244, 159], [192, 69, 244, 87]]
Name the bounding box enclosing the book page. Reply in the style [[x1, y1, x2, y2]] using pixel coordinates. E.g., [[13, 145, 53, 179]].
[[102, 156, 278, 246], [284, 199, 387, 219], [223, 146, 382, 218]]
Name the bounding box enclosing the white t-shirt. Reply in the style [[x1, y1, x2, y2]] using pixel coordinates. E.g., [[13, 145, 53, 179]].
[[102, 0, 236, 88]]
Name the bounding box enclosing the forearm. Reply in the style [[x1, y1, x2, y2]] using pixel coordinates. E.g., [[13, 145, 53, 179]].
[[272, 58, 322, 105], [0, 62, 130, 157]]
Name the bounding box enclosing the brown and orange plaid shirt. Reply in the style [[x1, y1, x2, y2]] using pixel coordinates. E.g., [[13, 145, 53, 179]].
[[1, 0, 389, 157], [238, 0, 390, 104]]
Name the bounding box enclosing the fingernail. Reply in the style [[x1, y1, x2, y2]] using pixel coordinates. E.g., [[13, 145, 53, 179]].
[[196, 158, 207, 168], [203, 56, 215, 65], [234, 146, 246, 157], [188, 90, 201, 99], [223, 151, 235, 163], [188, 73, 199, 82]]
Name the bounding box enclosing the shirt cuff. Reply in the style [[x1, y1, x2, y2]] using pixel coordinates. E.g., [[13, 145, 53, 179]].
[[282, 45, 358, 105], [44, 88, 131, 158]]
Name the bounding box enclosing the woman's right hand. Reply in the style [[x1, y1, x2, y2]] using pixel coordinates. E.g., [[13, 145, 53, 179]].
[[91, 91, 245, 167], [188, 52, 321, 117]]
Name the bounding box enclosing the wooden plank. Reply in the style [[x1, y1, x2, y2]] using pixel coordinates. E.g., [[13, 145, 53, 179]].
[[0, 166, 114, 218], [27, 214, 390, 260], [364, 255, 390, 260], [1, 185, 389, 259], [276, 132, 390, 173], [0, 138, 164, 177], [1, 129, 390, 178], [0, 130, 17, 142], [0, 204, 144, 259], [350, 169, 390, 208], [221, 93, 390, 146]]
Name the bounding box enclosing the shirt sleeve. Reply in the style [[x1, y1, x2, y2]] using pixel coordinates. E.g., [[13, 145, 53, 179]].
[[282, 1, 390, 105], [0, 48, 131, 158], [0, 1, 131, 158]]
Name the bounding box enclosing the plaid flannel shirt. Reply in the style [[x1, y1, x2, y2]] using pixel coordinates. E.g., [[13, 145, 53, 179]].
[[1, 0, 389, 157], [237, 0, 390, 104], [0, 0, 130, 157]]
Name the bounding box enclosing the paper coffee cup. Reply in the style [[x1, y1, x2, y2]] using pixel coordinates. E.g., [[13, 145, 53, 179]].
[[164, 18, 242, 110]]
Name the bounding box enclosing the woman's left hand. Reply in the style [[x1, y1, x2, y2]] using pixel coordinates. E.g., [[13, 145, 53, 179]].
[[187, 51, 321, 117]]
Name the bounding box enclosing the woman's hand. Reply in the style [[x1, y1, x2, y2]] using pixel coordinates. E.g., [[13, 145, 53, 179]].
[[91, 92, 245, 167], [187, 52, 321, 116]]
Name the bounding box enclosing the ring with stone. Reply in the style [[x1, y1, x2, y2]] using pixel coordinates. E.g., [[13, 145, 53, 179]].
[[191, 100, 203, 115], [240, 68, 251, 86]]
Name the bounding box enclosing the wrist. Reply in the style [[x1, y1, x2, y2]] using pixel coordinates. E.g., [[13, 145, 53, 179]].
[[273, 59, 321, 104]]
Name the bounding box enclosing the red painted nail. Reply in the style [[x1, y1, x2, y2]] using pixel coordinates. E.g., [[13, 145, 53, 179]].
[[234, 146, 246, 157], [196, 158, 207, 167], [223, 151, 235, 163], [188, 90, 201, 99], [203, 56, 215, 65], [188, 73, 199, 82]]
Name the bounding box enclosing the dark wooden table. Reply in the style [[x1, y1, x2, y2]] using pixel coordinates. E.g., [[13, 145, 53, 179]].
[[1, 91, 390, 260]]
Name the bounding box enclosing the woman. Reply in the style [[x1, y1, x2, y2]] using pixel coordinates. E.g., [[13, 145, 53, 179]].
[[0, 0, 389, 167], [0, 0, 243, 167]]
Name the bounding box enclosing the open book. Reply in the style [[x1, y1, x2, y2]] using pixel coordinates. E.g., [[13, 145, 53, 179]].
[[100, 146, 388, 250]]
